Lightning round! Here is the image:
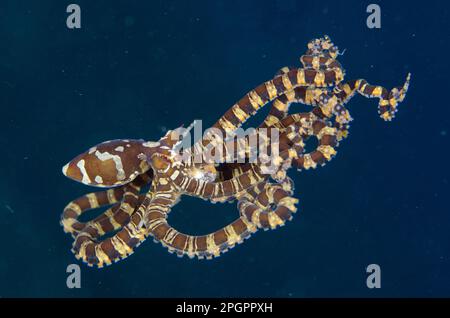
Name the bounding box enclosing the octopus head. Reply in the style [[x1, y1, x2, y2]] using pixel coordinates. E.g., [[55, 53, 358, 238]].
[[62, 139, 150, 187], [142, 128, 184, 174], [148, 152, 173, 174]]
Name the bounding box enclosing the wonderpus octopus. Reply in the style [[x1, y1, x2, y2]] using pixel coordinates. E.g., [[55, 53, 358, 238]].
[[60, 36, 411, 267]]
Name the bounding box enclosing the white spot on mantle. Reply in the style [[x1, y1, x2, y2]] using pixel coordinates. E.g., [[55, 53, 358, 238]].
[[95, 175, 104, 184], [95, 150, 126, 180], [62, 163, 69, 175], [76, 159, 92, 184], [143, 141, 160, 148]]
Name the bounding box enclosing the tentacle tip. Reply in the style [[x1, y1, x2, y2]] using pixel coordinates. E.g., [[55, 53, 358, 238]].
[[406, 72, 412, 82]]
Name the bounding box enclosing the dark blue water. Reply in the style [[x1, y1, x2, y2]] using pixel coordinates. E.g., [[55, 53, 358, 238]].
[[1, 0, 449, 297]]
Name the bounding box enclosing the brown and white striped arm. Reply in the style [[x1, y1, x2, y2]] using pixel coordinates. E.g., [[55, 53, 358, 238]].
[[61, 171, 153, 237], [71, 190, 153, 268], [145, 183, 259, 259], [238, 180, 298, 230]]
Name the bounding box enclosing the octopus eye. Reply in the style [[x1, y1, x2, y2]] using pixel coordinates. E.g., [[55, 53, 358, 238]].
[[151, 154, 171, 171]]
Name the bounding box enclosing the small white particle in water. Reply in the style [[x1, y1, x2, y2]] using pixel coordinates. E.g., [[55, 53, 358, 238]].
[[5, 205, 14, 214], [77, 159, 92, 184], [440, 130, 447, 136]]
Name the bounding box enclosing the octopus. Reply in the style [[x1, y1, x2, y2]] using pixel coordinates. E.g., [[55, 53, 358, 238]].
[[60, 36, 411, 267]]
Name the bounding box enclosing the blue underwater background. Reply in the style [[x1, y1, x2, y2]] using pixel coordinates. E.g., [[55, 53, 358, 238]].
[[0, 0, 449, 297]]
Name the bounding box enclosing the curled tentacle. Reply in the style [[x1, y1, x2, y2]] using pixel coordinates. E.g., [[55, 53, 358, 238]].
[[238, 181, 298, 230], [69, 171, 154, 268], [289, 118, 338, 171], [268, 113, 339, 171], [204, 67, 343, 137], [146, 183, 263, 259], [336, 73, 411, 121], [61, 188, 125, 236], [148, 213, 258, 259], [305, 35, 343, 60], [72, 191, 152, 268], [61, 171, 153, 237]]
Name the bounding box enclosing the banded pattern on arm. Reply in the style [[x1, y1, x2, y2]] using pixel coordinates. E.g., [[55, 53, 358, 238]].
[[277, 113, 339, 170], [145, 183, 265, 259], [204, 67, 343, 139], [173, 120, 316, 201], [171, 162, 268, 203], [238, 180, 298, 230], [179, 67, 344, 166], [71, 175, 154, 268], [61, 171, 153, 237], [263, 34, 345, 127], [335, 74, 411, 121]]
